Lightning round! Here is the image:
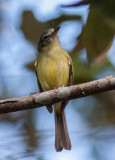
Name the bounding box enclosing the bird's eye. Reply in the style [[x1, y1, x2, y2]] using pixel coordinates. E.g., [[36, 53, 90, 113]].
[[43, 35, 48, 40]]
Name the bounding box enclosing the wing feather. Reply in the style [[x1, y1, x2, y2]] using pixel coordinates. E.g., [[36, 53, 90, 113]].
[[60, 52, 74, 111], [35, 59, 53, 113]]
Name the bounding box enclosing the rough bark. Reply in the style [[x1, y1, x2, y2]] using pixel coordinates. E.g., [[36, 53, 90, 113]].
[[0, 75, 115, 114]]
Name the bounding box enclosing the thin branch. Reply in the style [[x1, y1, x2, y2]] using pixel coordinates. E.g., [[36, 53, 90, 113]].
[[0, 75, 115, 114]]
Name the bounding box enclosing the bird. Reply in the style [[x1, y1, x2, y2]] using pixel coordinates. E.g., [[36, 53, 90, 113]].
[[35, 26, 74, 152]]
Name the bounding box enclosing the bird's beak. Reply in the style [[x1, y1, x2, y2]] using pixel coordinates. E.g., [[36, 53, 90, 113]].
[[51, 26, 61, 37], [54, 26, 61, 33]]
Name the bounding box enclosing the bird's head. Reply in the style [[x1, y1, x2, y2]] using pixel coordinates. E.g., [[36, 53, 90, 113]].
[[38, 26, 61, 52]]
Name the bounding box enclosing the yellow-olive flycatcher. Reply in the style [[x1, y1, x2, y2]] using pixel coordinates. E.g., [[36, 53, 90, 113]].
[[35, 26, 74, 152]]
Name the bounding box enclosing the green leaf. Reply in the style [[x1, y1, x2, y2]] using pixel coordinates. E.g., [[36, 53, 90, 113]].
[[83, 6, 114, 63]]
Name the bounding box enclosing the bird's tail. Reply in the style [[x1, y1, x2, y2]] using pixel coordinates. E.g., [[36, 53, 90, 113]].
[[54, 103, 71, 152]]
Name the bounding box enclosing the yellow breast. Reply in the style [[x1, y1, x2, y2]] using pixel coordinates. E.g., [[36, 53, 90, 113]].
[[36, 47, 69, 91]]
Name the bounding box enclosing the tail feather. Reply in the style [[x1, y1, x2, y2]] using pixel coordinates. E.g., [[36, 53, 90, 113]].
[[55, 115, 63, 151], [55, 110, 71, 152]]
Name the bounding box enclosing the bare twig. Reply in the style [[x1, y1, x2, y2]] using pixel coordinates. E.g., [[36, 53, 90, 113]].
[[0, 75, 115, 114]]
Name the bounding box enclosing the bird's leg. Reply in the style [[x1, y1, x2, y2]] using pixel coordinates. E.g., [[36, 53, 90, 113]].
[[60, 100, 69, 111]]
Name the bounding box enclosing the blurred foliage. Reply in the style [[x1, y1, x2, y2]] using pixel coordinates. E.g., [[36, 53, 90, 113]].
[[48, 13, 81, 28], [83, 6, 114, 63], [73, 55, 115, 83], [23, 110, 40, 151], [62, 0, 115, 63], [20, 11, 47, 44], [20, 10, 81, 44], [62, 0, 115, 26], [77, 91, 115, 127]]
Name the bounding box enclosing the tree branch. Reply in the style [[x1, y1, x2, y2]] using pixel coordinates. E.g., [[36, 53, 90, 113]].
[[0, 75, 115, 114]]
